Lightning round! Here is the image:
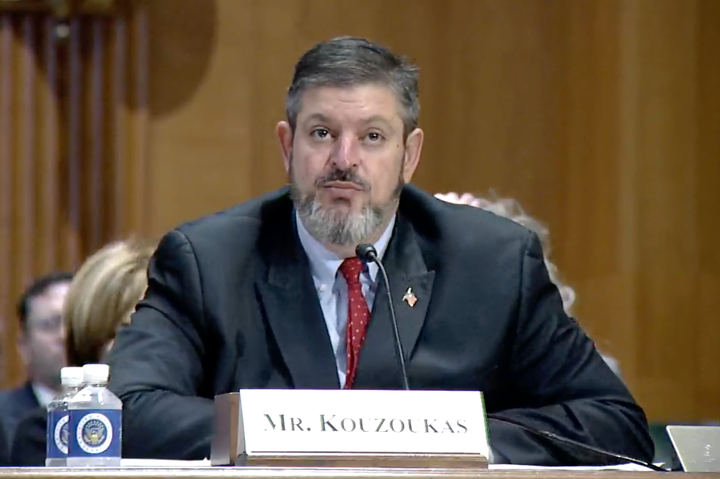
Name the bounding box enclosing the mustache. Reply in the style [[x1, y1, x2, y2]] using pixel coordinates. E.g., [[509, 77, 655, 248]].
[[314, 169, 371, 191]]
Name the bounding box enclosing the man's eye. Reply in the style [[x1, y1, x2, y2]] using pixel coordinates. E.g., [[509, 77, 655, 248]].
[[365, 132, 384, 143], [311, 128, 330, 139]]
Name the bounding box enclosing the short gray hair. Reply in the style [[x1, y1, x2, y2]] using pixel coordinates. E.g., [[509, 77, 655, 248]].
[[286, 36, 420, 138]]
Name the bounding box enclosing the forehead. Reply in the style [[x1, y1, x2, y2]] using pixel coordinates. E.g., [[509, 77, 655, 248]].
[[27, 282, 70, 321], [296, 84, 403, 126]]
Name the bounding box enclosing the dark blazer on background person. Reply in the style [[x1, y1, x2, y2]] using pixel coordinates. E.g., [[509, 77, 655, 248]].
[[0, 414, 9, 466], [9, 409, 46, 466], [0, 382, 41, 446], [107, 185, 654, 465]]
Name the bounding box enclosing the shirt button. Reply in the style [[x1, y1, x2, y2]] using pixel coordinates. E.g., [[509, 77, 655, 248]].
[[318, 284, 327, 293]]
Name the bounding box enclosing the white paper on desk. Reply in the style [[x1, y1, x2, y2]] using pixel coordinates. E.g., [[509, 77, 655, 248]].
[[490, 463, 656, 472], [120, 459, 211, 467]]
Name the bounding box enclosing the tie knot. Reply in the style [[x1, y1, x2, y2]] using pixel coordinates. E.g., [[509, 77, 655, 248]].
[[339, 257, 364, 285]]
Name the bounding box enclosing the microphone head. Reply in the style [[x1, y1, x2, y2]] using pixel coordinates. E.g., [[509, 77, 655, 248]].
[[355, 244, 377, 263]]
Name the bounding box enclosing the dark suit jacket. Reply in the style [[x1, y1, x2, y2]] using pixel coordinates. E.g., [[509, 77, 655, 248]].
[[9, 409, 46, 466], [0, 413, 9, 466], [107, 185, 654, 465], [0, 382, 41, 447]]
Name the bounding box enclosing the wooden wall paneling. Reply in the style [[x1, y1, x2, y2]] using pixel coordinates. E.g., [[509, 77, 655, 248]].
[[146, 0, 254, 238], [560, 0, 630, 370], [694, 0, 720, 422], [426, 0, 570, 212], [0, 2, 149, 388], [62, 18, 83, 271], [86, 18, 104, 251], [0, 15, 13, 379], [38, 17, 60, 277], [126, 7, 149, 237], [111, 14, 127, 238], [619, 0, 700, 422], [17, 16, 37, 290]]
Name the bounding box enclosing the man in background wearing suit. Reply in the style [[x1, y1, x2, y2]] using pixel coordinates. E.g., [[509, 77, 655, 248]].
[[107, 36, 654, 465], [0, 272, 72, 445]]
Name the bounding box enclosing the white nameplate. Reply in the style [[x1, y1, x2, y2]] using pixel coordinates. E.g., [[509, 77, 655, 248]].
[[237, 389, 489, 457]]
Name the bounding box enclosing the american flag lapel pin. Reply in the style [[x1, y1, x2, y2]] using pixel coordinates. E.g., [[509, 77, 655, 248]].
[[402, 287, 418, 307]]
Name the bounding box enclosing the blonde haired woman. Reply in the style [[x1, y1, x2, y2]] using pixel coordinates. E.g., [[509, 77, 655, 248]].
[[9, 240, 155, 466], [64, 240, 155, 366]]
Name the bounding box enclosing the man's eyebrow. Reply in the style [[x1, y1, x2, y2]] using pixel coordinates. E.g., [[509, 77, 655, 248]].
[[301, 113, 396, 130], [303, 113, 333, 124], [359, 115, 393, 128]]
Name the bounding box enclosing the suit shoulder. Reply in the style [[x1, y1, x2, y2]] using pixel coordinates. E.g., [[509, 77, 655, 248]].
[[166, 187, 291, 245], [400, 187, 538, 291], [0, 384, 37, 412], [0, 390, 11, 406], [401, 185, 533, 249], [442, 200, 530, 239], [152, 187, 293, 267]]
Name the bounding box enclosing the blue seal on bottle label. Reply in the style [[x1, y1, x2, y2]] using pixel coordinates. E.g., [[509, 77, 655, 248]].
[[68, 409, 122, 458], [46, 410, 70, 458]]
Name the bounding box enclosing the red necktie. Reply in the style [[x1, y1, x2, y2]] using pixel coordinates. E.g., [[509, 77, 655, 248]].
[[339, 257, 371, 388]]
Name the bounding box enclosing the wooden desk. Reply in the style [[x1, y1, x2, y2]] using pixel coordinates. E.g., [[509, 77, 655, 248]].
[[0, 468, 713, 479]]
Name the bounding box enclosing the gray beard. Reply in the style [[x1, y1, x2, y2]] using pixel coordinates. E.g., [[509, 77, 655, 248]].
[[288, 151, 405, 247], [292, 186, 386, 246]]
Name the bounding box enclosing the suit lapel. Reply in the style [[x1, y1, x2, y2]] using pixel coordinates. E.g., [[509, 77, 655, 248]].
[[353, 215, 435, 389], [255, 199, 340, 389], [22, 381, 41, 408]]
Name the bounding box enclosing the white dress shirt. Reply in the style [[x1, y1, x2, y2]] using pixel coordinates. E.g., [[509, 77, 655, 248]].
[[295, 211, 396, 386]]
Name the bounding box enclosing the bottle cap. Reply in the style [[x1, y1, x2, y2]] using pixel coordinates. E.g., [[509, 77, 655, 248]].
[[60, 366, 84, 387], [82, 363, 110, 383]]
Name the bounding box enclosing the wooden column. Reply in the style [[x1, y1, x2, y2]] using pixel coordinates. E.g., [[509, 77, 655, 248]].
[[0, 0, 149, 387]]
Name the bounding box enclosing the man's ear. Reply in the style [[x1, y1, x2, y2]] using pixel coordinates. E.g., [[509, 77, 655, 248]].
[[17, 329, 30, 369], [402, 127, 424, 183], [276, 121, 293, 174]]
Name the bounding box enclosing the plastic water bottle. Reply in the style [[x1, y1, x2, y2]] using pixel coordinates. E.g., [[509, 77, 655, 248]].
[[67, 364, 122, 467], [46, 367, 84, 467]]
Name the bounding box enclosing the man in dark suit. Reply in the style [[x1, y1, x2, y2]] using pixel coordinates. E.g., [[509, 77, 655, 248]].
[[0, 383, 39, 437], [107, 36, 653, 465], [9, 409, 45, 466], [0, 416, 8, 466], [0, 272, 72, 447]]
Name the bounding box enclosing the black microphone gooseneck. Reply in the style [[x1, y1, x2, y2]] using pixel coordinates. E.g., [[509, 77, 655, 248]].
[[489, 416, 667, 472], [355, 244, 410, 390]]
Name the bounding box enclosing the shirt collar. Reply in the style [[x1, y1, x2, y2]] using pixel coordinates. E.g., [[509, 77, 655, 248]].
[[295, 210, 396, 286], [32, 381, 58, 407]]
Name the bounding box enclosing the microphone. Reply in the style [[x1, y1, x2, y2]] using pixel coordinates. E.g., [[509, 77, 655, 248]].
[[356, 244, 410, 390], [489, 416, 667, 471]]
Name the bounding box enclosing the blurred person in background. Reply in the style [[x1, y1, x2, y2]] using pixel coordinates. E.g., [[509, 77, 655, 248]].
[[8, 240, 154, 466], [434, 192, 622, 377], [0, 344, 7, 466], [0, 272, 73, 446], [62, 240, 154, 366]]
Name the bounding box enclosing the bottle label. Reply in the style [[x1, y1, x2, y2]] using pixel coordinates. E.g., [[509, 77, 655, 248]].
[[68, 409, 122, 458], [47, 410, 70, 458]]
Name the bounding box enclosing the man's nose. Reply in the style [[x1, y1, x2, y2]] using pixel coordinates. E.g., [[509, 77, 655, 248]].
[[331, 135, 360, 170]]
